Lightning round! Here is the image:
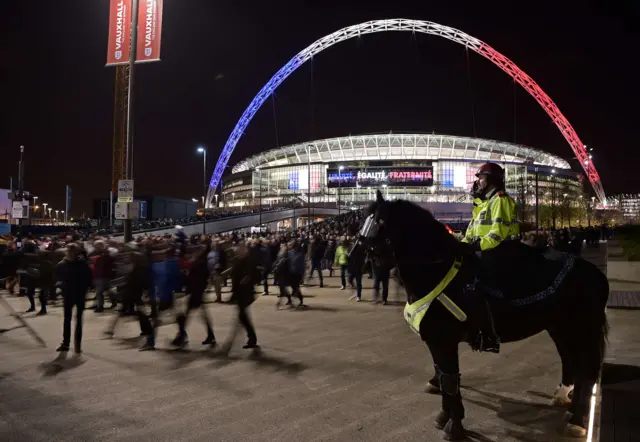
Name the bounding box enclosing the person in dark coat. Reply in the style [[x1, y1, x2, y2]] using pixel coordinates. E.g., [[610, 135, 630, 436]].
[[308, 236, 325, 287], [56, 244, 93, 355], [227, 242, 258, 349], [260, 239, 273, 296], [172, 245, 216, 348]]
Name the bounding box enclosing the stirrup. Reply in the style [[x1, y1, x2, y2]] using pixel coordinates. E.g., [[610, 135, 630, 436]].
[[473, 331, 500, 353]]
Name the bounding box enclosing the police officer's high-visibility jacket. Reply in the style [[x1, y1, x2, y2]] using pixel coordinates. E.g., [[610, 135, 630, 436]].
[[462, 191, 519, 251]]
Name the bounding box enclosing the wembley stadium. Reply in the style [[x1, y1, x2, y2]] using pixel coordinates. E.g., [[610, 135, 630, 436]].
[[218, 133, 582, 221]]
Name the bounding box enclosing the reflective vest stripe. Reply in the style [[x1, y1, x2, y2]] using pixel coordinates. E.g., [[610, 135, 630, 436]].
[[487, 232, 503, 242]]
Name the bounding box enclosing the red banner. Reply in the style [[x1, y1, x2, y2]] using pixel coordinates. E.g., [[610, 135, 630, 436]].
[[136, 0, 164, 63], [106, 0, 133, 66]]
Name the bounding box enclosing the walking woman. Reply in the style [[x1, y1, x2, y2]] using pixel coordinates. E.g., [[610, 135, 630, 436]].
[[225, 242, 258, 350], [56, 244, 92, 355], [172, 244, 216, 348]]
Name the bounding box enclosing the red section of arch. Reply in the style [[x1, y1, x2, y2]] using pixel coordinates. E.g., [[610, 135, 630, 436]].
[[477, 42, 601, 190]]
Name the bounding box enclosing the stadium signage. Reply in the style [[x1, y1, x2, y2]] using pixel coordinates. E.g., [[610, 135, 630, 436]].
[[327, 166, 433, 188]]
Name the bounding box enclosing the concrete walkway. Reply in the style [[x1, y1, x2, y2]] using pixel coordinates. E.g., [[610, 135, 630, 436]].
[[0, 270, 635, 442]]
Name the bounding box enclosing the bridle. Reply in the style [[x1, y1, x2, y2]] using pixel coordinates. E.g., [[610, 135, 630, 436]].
[[350, 213, 445, 265]]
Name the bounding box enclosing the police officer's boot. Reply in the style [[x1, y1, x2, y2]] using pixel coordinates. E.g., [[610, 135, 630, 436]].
[[473, 301, 500, 353]]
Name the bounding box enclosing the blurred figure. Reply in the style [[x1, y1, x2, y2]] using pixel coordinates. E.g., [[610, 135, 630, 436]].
[[56, 244, 92, 355], [173, 245, 216, 348], [334, 239, 349, 290], [228, 242, 258, 349], [307, 235, 325, 288], [287, 240, 305, 306]]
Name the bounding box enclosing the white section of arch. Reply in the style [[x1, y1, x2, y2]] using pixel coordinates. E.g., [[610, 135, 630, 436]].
[[207, 19, 604, 207]]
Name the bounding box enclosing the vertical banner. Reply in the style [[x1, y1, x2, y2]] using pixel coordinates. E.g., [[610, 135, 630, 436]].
[[106, 0, 133, 66], [136, 0, 164, 63]]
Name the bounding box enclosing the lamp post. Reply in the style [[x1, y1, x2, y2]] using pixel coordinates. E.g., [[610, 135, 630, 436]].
[[307, 145, 312, 225], [47, 208, 52, 219], [197, 146, 207, 208], [43, 202, 48, 217], [563, 193, 569, 227], [534, 166, 539, 233], [257, 167, 262, 227], [338, 165, 344, 215], [214, 194, 218, 206], [551, 169, 557, 230]]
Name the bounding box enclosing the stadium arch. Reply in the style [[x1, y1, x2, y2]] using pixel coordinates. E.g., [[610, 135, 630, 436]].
[[207, 19, 604, 207]]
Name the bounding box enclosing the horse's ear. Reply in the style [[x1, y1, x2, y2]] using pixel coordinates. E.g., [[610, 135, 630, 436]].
[[376, 190, 385, 204]]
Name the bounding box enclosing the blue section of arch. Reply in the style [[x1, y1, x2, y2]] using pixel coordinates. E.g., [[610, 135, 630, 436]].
[[207, 54, 306, 205]]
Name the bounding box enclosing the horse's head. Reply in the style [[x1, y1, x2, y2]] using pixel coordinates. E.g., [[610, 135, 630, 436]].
[[350, 190, 461, 282]]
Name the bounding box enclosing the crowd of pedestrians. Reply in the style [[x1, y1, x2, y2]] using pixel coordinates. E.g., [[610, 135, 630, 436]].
[[0, 209, 397, 357]]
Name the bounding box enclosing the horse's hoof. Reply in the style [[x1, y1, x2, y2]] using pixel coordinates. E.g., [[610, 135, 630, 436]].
[[551, 396, 572, 407], [434, 410, 450, 430], [425, 381, 441, 394], [443, 419, 465, 441], [564, 423, 587, 438], [552, 384, 573, 407]]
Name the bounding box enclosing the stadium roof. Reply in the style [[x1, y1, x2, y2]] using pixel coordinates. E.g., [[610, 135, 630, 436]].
[[232, 133, 571, 173]]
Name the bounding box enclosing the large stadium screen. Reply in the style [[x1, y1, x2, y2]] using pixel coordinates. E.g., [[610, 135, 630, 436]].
[[326, 167, 433, 188]]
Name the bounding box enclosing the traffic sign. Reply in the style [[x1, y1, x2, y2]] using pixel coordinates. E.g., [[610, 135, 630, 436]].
[[117, 179, 134, 202], [11, 201, 25, 219], [114, 202, 140, 220]]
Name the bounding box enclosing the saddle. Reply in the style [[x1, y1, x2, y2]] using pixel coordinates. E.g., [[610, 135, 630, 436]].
[[469, 242, 575, 307]]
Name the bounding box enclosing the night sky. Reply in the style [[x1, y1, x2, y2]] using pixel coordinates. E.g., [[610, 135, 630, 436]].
[[2, 1, 638, 216]]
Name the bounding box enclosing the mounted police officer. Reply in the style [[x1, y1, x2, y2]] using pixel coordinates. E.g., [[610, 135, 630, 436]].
[[462, 163, 519, 353], [463, 163, 519, 251]]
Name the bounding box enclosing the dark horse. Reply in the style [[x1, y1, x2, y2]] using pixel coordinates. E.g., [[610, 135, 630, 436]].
[[354, 192, 608, 440]]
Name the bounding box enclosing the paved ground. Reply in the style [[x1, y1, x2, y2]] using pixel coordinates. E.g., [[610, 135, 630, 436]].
[[0, 267, 636, 442]]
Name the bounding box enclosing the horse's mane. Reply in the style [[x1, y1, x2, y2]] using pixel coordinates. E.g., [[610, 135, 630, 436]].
[[368, 199, 459, 250]]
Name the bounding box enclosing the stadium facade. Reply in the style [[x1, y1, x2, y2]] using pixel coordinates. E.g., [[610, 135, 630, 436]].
[[219, 133, 583, 220]]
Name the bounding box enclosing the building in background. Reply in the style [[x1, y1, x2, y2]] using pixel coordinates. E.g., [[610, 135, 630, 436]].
[[219, 133, 584, 225], [610, 194, 640, 223], [0, 189, 11, 222], [93, 195, 196, 221]]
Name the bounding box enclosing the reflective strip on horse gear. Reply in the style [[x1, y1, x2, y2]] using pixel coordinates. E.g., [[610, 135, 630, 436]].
[[404, 258, 466, 335], [437, 294, 467, 322]]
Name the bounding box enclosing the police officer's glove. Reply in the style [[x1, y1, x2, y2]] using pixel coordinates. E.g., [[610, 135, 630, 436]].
[[460, 240, 481, 256]]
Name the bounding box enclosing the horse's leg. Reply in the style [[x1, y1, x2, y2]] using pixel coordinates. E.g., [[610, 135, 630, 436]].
[[547, 329, 574, 407], [565, 334, 602, 437], [564, 297, 607, 437], [425, 338, 465, 441], [425, 363, 441, 394]]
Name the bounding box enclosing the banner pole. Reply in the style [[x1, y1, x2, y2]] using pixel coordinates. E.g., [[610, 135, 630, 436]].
[[123, 0, 140, 243]]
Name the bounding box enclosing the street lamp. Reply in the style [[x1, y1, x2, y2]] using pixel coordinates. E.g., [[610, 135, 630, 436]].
[[338, 165, 344, 214], [55, 210, 60, 221], [214, 194, 218, 205], [47, 207, 52, 218], [550, 169, 557, 230], [43, 202, 48, 216], [197, 146, 207, 208], [192, 198, 198, 203]]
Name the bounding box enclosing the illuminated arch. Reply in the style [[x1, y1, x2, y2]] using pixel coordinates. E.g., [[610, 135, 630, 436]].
[[207, 19, 604, 207]]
